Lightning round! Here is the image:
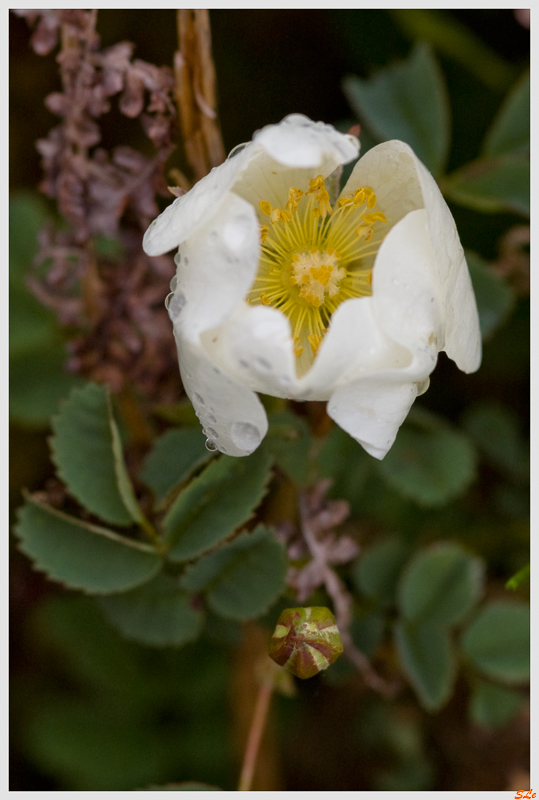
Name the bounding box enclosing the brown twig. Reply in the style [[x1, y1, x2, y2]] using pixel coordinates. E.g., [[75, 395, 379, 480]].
[[174, 9, 226, 181], [237, 679, 275, 792], [295, 488, 398, 698]]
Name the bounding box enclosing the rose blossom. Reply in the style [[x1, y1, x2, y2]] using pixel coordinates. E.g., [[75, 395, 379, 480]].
[[144, 114, 481, 458]]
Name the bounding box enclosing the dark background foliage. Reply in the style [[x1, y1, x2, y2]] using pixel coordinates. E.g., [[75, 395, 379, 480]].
[[10, 9, 529, 791]]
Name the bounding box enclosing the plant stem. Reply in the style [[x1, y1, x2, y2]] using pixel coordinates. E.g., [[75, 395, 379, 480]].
[[237, 679, 274, 791]]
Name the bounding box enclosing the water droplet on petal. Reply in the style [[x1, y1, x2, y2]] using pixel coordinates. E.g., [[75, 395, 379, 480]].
[[231, 421, 261, 450], [227, 142, 248, 159], [164, 292, 174, 310], [205, 439, 218, 452]]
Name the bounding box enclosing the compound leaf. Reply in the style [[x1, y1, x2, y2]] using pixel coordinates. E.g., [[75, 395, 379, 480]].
[[181, 526, 287, 621], [15, 496, 161, 594], [163, 448, 273, 562]]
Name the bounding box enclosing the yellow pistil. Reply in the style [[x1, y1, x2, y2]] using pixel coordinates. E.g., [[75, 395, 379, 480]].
[[249, 175, 388, 376]]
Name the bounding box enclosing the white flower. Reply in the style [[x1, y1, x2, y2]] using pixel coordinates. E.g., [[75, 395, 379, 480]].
[[143, 114, 481, 459]]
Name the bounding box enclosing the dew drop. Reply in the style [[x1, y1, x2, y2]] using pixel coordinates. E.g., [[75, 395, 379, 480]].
[[164, 292, 174, 310], [205, 439, 218, 452], [231, 421, 261, 450]]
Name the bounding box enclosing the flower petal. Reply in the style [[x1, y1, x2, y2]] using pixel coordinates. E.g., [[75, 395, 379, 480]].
[[175, 333, 268, 458], [169, 192, 260, 337], [143, 147, 253, 256], [371, 208, 445, 353], [410, 156, 482, 372], [340, 139, 424, 230], [328, 377, 421, 460], [144, 115, 359, 257], [201, 303, 299, 399], [302, 296, 412, 397], [233, 115, 360, 212], [342, 140, 481, 373], [254, 114, 359, 169], [325, 211, 443, 459]]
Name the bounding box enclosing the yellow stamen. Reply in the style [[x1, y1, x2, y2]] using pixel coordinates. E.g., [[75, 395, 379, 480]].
[[251, 174, 388, 376], [361, 211, 387, 224], [308, 333, 324, 356]]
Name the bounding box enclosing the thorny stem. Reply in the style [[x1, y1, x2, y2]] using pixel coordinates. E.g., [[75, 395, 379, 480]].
[[238, 678, 274, 791]]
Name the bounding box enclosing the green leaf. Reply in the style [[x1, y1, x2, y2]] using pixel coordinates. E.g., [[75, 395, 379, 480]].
[[353, 537, 411, 607], [377, 417, 477, 507], [108, 395, 148, 528], [394, 621, 456, 711], [482, 70, 530, 157], [469, 680, 525, 729], [140, 427, 212, 506], [461, 601, 530, 684], [442, 154, 529, 217], [15, 497, 161, 594], [181, 526, 287, 621], [51, 383, 137, 526], [506, 563, 530, 591], [9, 282, 59, 359], [97, 574, 204, 647], [397, 542, 484, 627], [264, 410, 314, 486], [163, 448, 273, 562], [9, 191, 49, 280], [466, 251, 516, 341], [317, 425, 372, 516], [342, 42, 450, 175], [10, 345, 84, 428], [462, 400, 529, 483]]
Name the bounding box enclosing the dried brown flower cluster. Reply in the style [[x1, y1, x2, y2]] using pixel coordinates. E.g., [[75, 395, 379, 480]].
[[15, 9, 181, 401]]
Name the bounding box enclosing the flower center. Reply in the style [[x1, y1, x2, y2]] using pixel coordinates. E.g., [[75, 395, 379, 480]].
[[248, 175, 388, 376]]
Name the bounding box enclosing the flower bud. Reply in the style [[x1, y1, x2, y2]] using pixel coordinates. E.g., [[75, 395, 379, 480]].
[[268, 606, 343, 679]]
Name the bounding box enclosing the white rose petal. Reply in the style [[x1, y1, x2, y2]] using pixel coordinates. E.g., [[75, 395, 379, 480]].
[[144, 115, 481, 459]]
